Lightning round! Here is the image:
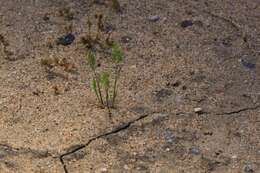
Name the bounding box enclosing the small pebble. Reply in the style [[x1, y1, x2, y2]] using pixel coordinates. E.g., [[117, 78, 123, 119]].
[[148, 15, 160, 22], [240, 59, 256, 70], [231, 155, 238, 159], [104, 24, 114, 33], [130, 65, 137, 69], [180, 20, 193, 28], [244, 164, 254, 172], [100, 167, 107, 172], [163, 129, 176, 144], [93, 0, 105, 5], [189, 146, 200, 155], [194, 107, 203, 114], [43, 14, 50, 21], [123, 165, 129, 170], [57, 33, 75, 46], [136, 165, 148, 171], [121, 36, 132, 43]]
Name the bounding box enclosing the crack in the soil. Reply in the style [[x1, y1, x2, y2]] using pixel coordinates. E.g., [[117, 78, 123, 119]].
[[58, 104, 260, 173], [216, 104, 260, 116], [0, 143, 53, 158], [58, 112, 156, 173], [199, 9, 259, 56], [201, 10, 241, 32]]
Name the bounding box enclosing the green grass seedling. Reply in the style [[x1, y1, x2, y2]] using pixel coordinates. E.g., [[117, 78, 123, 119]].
[[100, 72, 111, 113], [86, 43, 124, 112], [87, 51, 104, 105], [111, 43, 123, 107]]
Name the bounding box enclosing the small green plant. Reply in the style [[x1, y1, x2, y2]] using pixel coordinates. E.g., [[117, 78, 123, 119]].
[[87, 43, 124, 111], [111, 43, 123, 107]]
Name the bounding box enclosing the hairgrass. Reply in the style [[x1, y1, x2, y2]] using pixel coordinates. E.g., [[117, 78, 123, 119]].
[[87, 43, 124, 112]]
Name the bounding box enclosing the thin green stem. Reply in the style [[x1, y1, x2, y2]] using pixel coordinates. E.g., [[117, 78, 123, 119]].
[[92, 79, 101, 103], [112, 66, 122, 107], [105, 87, 111, 114], [93, 70, 104, 106], [95, 22, 101, 41]]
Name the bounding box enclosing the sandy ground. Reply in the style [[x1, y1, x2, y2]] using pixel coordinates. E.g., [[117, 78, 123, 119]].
[[0, 0, 259, 172]]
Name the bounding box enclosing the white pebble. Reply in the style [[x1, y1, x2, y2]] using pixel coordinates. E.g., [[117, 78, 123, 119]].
[[100, 168, 107, 172], [194, 107, 203, 113], [124, 165, 129, 170], [231, 155, 238, 159]]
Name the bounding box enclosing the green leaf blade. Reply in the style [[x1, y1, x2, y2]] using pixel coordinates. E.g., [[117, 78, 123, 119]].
[[87, 51, 96, 70], [100, 72, 110, 88], [90, 79, 97, 91], [111, 43, 123, 63]]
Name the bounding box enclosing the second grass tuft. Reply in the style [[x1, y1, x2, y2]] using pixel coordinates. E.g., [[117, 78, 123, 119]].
[[87, 43, 124, 111]]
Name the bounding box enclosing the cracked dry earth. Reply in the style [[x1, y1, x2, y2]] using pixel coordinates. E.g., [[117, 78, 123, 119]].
[[0, 0, 259, 173]]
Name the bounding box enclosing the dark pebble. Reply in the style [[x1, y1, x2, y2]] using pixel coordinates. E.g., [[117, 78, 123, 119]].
[[104, 24, 114, 33], [57, 33, 75, 46], [244, 164, 254, 173], [32, 90, 40, 96], [241, 59, 256, 70], [93, 0, 105, 5], [203, 132, 213, 136], [222, 39, 232, 47], [121, 36, 132, 43], [172, 81, 181, 87], [43, 15, 50, 21], [148, 15, 160, 22], [180, 20, 193, 28]]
